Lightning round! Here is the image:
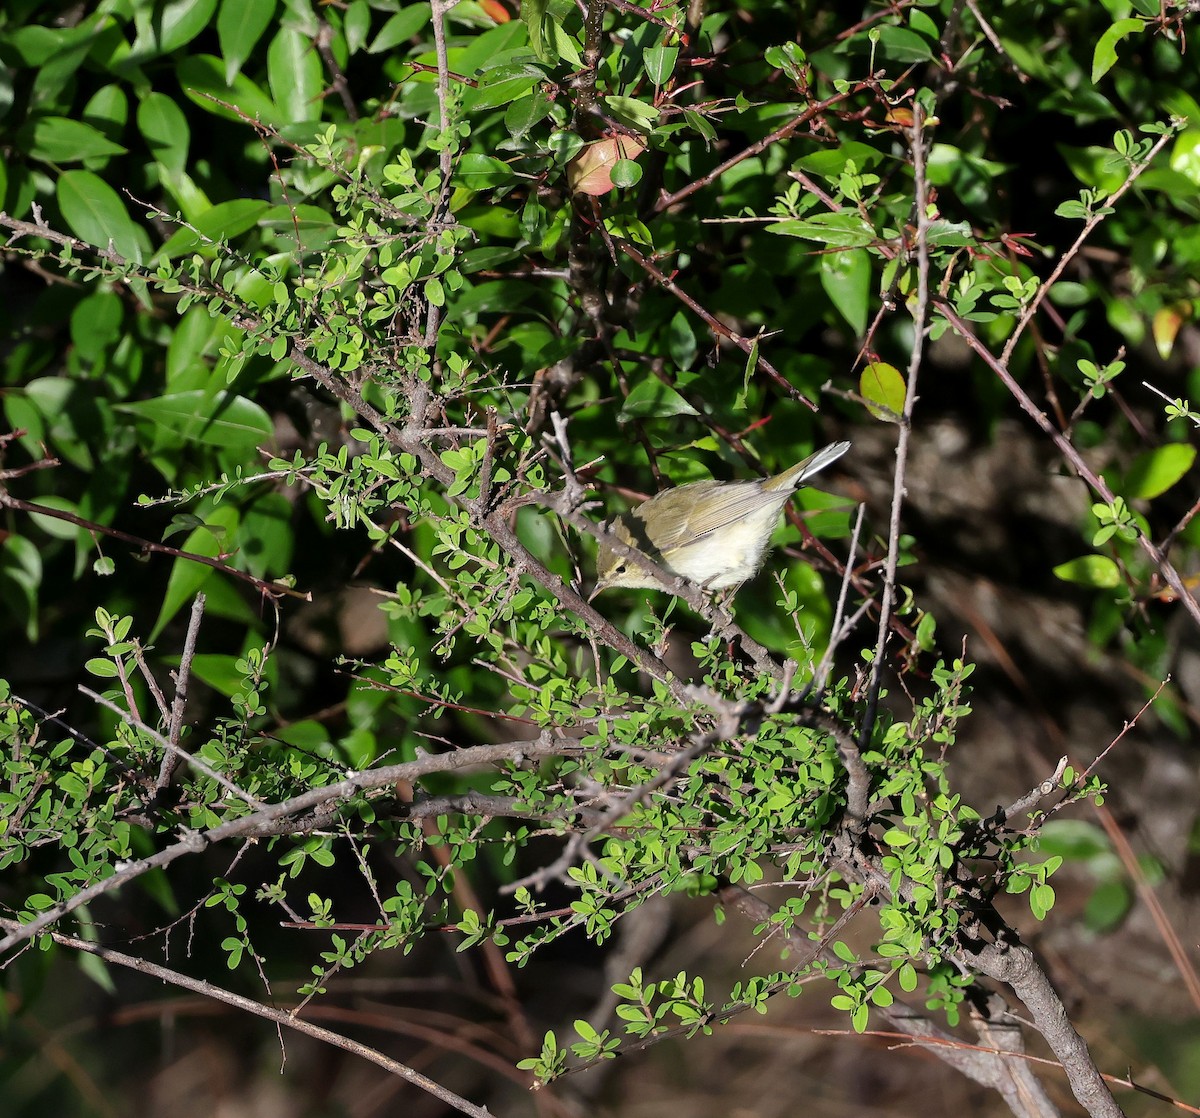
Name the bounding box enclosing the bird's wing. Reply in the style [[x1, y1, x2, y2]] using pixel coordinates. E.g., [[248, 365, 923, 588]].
[[636, 481, 779, 553]]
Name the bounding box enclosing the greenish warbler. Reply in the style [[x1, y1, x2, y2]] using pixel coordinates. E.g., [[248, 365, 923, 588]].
[[592, 440, 851, 595]]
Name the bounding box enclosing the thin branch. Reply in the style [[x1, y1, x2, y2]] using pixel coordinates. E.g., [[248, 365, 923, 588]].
[[653, 85, 868, 213], [1000, 127, 1177, 365], [1000, 756, 1068, 822], [809, 502, 867, 694], [0, 734, 579, 956], [156, 592, 207, 793], [1, 920, 495, 1118], [859, 103, 931, 748], [938, 302, 1200, 633], [613, 236, 818, 411], [80, 685, 269, 813], [0, 485, 307, 603]]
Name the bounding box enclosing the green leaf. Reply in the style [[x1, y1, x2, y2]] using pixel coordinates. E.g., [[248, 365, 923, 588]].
[[620, 379, 699, 420], [766, 212, 877, 248], [1029, 881, 1056, 920], [155, 0, 220, 54], [151, 505, 240, 639], [240, 493, 294, 579], [218, 0, 277, 84], [469, 73, 541, 112], [1084, 879, 1132, 933], [610, 158, 642, 188], [114, 390, 274, 448], [267, 25, 324, 124], [189, 653, 251, 697], [1057, 144, 1129, 196], [1, 536, 43, 641], [643, 45, 679, 86], [520, 0, 549, 60], [870, 985, 894, 1008], [603, 95, 659, 131], [155, 198, 272, 258], [369, 5, 432, 53], [1123, 444, 1196, 499], [455, 153, 515, 189], [1052, 555, 1121, 589], [859, 361, 906, 422], [820, 249, 870, 337], [915, 611, 936, 652], [26, 496, 84, 542], [1091, 18, 1145, 84], [22, 116, 127, 164], [831, 939, 856, 963], [874, 25, 934, 62], [851, 1003, 869, 1033], [137, 92, 190, 177], [57, 170, 149, 263], [70, 290, 124, 361], [544, 16, 583, 67], [177, 54, 284, 127], [504, 86, 552, 139], [85, 657, 119, 678]]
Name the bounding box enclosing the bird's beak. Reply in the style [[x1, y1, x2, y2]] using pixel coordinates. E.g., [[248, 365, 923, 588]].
[[587, 581, 605, 603]]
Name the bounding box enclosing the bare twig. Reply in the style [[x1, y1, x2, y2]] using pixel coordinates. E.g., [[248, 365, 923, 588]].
[[858, 103, 931, 748], [0, 485, 306, 603], [653, 86, 869, 214], [156, 593, 208, 793], [809, 502, 867, 693], [1000, 127, 1176, 366], [613, 236, 819, 411], [938, 302, 1200, 633], [80, 685, 269, 812], [2, 920, 496, 1118]]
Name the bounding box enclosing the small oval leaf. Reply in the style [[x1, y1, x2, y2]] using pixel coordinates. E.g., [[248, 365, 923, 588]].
[[860, 361, 906, 422], [1052, 555, 1121, 589]]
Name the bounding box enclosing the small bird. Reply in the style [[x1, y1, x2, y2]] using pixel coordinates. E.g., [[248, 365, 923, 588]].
[[592, 441, 850, 595]]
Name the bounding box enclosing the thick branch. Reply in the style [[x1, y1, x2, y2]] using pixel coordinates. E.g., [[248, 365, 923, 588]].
[[970, 938, 1124, 1118]]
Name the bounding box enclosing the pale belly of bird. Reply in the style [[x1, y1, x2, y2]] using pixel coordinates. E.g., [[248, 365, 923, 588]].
[[659, 501, 787, 589]]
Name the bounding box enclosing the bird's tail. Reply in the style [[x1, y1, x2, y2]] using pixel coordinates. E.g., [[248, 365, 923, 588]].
[[764, 440, 851, 492]]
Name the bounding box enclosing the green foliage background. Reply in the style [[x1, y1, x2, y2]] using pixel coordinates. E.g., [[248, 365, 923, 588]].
[[1, 0, 1199, 1115]]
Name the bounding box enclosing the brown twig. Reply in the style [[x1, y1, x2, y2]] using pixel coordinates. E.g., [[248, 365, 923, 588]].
[[1, 919, 495, 1118], [1000, 126, 1177, 366], [612, 236, 819, 411], [653, 85, 869, 214], [0, 483, 308, 603], [938, 301, 1200, 634]]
